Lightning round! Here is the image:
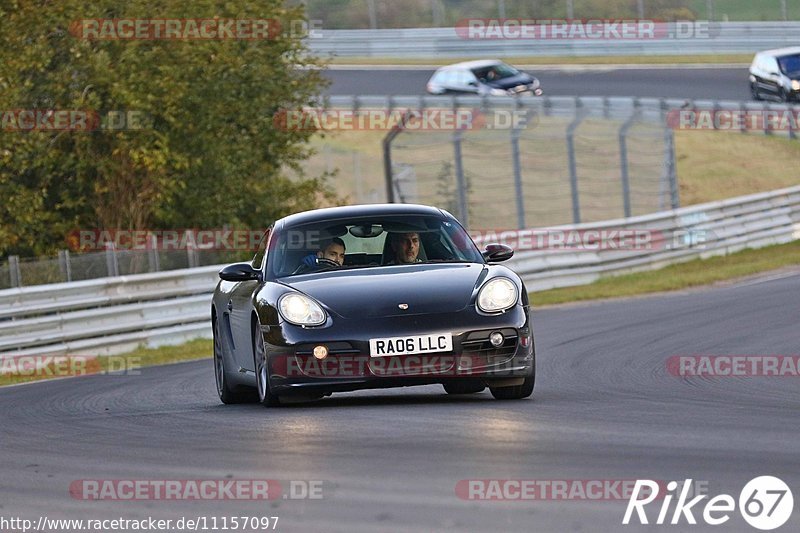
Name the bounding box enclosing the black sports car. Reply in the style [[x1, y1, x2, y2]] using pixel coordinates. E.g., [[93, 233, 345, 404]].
[[212, 203, 535, 406]]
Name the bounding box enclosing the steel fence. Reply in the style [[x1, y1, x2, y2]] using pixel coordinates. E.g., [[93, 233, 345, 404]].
[[358, 94, 679, 230], [308, 22, 800, 57], [322, 95, 799, 230], [1, 240, 246, 290]]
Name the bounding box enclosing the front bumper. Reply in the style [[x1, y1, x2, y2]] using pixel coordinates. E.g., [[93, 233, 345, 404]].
[[262, 306, 534, 395]]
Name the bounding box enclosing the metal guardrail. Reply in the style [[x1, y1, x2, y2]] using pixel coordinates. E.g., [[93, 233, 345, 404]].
[[328, 95, 671, 122], [309, 22, 800, 58], [1, 185, 799, 358], [0, 266, 220, 356], [327, 95, 800, 133], [476, 185, 800, 291]]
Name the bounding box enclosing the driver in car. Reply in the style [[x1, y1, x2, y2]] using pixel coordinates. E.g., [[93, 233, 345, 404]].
[[296, 238, 346, 273]]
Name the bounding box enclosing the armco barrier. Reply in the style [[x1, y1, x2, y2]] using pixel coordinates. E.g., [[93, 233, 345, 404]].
[[309, 22, 800, 58], [0, 266, 220, 357], [478, 186, 800, 291], [1, 186, 799, 358]]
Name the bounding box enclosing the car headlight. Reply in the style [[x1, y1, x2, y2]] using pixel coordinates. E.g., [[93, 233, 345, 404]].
[[278, 293, 326, 326], [792, 80, 800, 91], [489, 88, 507, 96], [477, 277, 519, 313]]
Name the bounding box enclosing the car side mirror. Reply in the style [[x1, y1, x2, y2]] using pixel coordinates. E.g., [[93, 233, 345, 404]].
[[219, 262, 261, 282], [482, 243, 514, 263]]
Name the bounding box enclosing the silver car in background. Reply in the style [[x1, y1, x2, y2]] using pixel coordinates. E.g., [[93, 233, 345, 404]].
[[426, 59, 543, 97], [749, 47, 800, 102]]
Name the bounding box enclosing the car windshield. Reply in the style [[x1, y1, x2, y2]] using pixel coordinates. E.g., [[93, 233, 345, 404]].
[[268, 215, 484, 278], [472, 62, 520, 82], [778, 54, 800, 76]]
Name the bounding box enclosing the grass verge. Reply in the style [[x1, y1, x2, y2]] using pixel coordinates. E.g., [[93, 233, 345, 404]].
[[0, 338, 211, 388], [675, 131, 800, 205], [531, 240, 800, 306]]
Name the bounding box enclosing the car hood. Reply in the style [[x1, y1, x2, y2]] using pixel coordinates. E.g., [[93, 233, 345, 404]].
[[485, 73, 534, 89], [281, 263, 488, 318]]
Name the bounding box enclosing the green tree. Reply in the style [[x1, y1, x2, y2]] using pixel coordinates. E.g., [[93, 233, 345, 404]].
[[0, 0, 334, 258]]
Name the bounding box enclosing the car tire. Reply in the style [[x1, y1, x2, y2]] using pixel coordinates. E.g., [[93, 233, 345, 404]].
[[443, 380, 485, 395], [214, 318, 255, 404], [489, 376, 534, 400], [253, 322, 281, 407], [751, 83, 761, 101]]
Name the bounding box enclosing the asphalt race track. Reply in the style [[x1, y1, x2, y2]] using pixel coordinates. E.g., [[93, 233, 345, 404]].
[[2, 270, 798, 532], [326, 66, 750, 101]]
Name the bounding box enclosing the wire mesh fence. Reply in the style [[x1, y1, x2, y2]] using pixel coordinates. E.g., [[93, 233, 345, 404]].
[[1, 244, 249, 290], [374, 95, 678, 230], [293, 95, 800, 231]]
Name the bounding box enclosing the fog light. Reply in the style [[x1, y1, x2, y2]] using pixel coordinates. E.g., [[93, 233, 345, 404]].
[[313, 345, 328, 360], [489, 332, 504, 347]]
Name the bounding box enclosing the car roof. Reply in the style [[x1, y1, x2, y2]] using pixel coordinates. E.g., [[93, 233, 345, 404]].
[[437, 59, 505, 71], [756, 47, 800, 58], [278, 203, 448, 228]]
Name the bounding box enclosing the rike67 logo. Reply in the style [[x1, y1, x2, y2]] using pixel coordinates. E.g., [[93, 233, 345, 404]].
[[623, 477, 794, 530]]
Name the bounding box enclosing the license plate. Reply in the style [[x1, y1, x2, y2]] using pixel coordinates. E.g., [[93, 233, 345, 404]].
[[369, 333, 452, 358]]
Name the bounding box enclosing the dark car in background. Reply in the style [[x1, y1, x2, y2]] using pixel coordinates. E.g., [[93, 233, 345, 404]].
[[426, 59, 543, 96], [212, 204, 535, 407], [749, 47, 800, 102]]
